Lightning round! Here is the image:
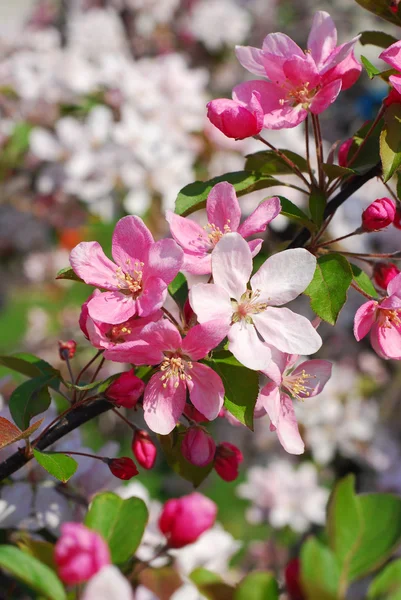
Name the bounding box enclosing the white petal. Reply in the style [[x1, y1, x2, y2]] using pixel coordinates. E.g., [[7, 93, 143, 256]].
[[253, 307, 322, 355], [189, 283, 232, 325], [83, 566, 134, 600], [228, 321, 271, 371], [212, 233, 251, 301]]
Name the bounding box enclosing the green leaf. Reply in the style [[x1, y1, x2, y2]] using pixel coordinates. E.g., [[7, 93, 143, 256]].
[[300, 537, 340, 600], [205, 351, 259, 429], [361, 55, 381, 79], [190, 568, 234, 600], [360, 30, 399, 48], [278, 196, 316, 231], [354, 0, 401, 27], [17, 535, 57, 572], [350, 118, 382, 173], [65, 372, 121, 394], [245, 150, 309, 175], [175, 171, 284, 217], [235, 572, 279, 600], [309, 187, 327, 228], [168, 272, 188, 310], [368, 559, 401, 599], [158, 429, 214, 487], [33, 450, 78, 483], [9, 375, 53, 430], [0, 545, 66, 600], [85, 491, 148, 564], [321, 163, 356, 181], [351, 263, 378, 298], [304, 254, 353, 325], [380, 104, 401, 182], [0, 353, 61, 390], [56, 267, 84, 282]]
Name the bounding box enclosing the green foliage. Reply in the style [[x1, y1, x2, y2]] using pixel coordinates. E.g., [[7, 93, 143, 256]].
[[380, 104, 401, 182], [350, 118, 382, 173], [360, 30, 399, 48], [65, 372, 121, 394], [304, 254, 352, 325], [368, 559, 401, 599], [9, 375, 53, 430], [350, 263, 379, 298], [321, 163, 356, 181], [168, 272, 189, 310], [175, 171, 284, 217], [309, 187, 327, 228], [301, 537, 340, 600], [279, 196, 316, 231], [56, 267, 84, 282], [353, 0, 401, 27], [361, 55, 382, 79], [0, 122, 32, 176], [0, 545, 66, 600], [158, 428, 214, 487], [190, 568, 235, 600], [85, 491, 148, 564], [205, 351, 259, 429], [0, 353, 61, 390], [244, 149, 308, 174], [235, 572, 279, 600], [33, 450, 78, 483]]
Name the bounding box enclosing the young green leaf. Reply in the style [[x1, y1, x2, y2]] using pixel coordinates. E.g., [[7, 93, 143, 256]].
[[245, 149, 309, 175], [168, 272, 189, 310], [361, 55, 381, 79], [190, 568, 235, 600], [9, 375, 53, 430], [368, 558, 401, 599], [350, 263, 378, 298], [304, 254, 353, 325], [56, 267, 84, 282], [278, 197, 316, 231], [360, 30, 399, 48], [33, 450, 78, 483], [380, 104, 401, 182], [354, 0, 401, 27], [0, 353, 61, 389], [321, 163, 356, 181], [309, 188, 327, 228], [300, 537, 340, 600], [85, 492, 148, 564], [235, 572, 279, 600]]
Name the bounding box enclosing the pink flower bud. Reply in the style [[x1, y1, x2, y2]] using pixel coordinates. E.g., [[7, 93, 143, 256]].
[[385, 88, 401, 107], [362, 197, 396, 231], [374, 262, 400, 289], [132, 430, 157, 469], [338, 138, 353, 167], [285, 558, 305, 600], [183, 405, 208, 423], [55, 523, 110, 585], [181, 428, 216, 467], [107, 457, 138, 480], [158, 492, 217, 548], [394, 206, 401, 229], [207, 92, 264, 140], [58, 340, 77, 360], [106, 369, 145, 408], [214, 442, 243, 482]]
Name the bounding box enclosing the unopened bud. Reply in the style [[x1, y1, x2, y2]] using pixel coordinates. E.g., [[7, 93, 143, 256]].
[[338, 138, 353, 167], [58, 340, 77, 360], [132, 430, 157, 470], [182, 428, 216, 467], [158, 492, 217, 548], [183, 405, 208, 423], [107, 457, 138, 480], [106, 369, 145, 409], [362, 197, 396, 231], [214, 442, 243, 482], [207, 93, 264, 140], [285, 558, 305, 600], [374, 262, 400, 290], [394, 206, 401, 229]]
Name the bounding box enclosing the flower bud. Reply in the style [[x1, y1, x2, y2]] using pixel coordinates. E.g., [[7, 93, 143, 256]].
[[132, 430, 157, 470], [338, 138, 353, 167], [183, 404, 208, 423], [182, 428, 216, 467], [394, 206, 401, 229], [362, 197, 396, 231], [106, 369, 145, 409], [55, 523, 110, 585], [158, 492, 217, 548], [374, 262, 400, 290], [207, 92, 263, 140], [285, 558, 305, 600], [58, 340, 77, 360], [107, 457, 138, 480], [214, 442, 243, 482]]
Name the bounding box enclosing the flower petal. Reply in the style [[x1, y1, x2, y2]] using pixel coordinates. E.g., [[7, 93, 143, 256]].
[[253, 307, 322, 355], [262, 32, 304, 59], [228, 321, 272, 371], [380, 40, 401, 72], [233, 80, 284, 115], [166, 211, 209, 255], [104, 341, 164, 365], [189, 283, 232, 324], [206, 182, 241, 232], [387, 272, 401, 297], [238, 196, 281, 238], [251, 248, 316, 305], [88, 291, 136, 325], [183, 253, 213, 275], [282, 54, 320, 88], [389, 74, 401, 96], [187, 363, 224, 420], [258, 381, 281, 428], [248, 239, 263, 257], [275, 393, 305, 455], [112, 216, 154, 267], [182, 320, 228, 360], [146, 238, 183, 283], [263, 105, 308, 130], [70, 241, 117, 290], [136, 277, 167, 317], [354, 300, 377, 341], [289, 359, 332, 397], [82, 566, 134, 600], [309, 79, 342, 115], [307, 11, 337, 69], [235, 45, 268, 77], [375, 322, 401, 360], [212, 232, 251, 301], [139, 318, 182, 353], [143, 374, 186, 435]]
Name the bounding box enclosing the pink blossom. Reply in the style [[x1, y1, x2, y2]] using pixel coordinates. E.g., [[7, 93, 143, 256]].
[[182, 428, 216, 467], [257, 347, 332, 454], [132, 430, 157, 470], [158, 492, 217, 548], [214, 442, 243, 482], [233, 11, 361, 129], [362, 197, 396, 231], [189, 233, 322, 371], [380, 41, 401, 95], [55, 523, 111, 585], [206, 92, 264, 139], [70, 216, 183, 324], [354, 273, 401, 359], [167, 182, 281, 275], [105, 370, 145, 408], [116, 319, 226, 434]]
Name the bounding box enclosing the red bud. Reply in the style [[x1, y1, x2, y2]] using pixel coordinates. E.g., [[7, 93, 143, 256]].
[[58, 340, 77, 360], [132, 430, 157, 470], [285, 558, 305, 600], [106, 369, 145, 409], [214, 442, 243, 482], [182, 428, 216, 467], [362, 197, 396, 231], [394, 206, 401, 229], [373, 262, 400, 290], [107, 457, 138, 480]]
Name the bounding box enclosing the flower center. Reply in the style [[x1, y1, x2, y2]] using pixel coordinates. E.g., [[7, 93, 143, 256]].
[[203, 221, 231, 247], [283, 369, 316, 401], [160, 353, 193, 389], [107, 322, 132, 344], [280, 81, 317, 109], [231, 289, 268, 324], [378, 308, 401, 329], [115, 259, 144, 297]]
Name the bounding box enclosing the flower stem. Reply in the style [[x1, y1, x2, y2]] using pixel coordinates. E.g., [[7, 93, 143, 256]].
[[161, 307, 184, 333], [311, 114, 324, 189], [350, 281, 376, 300], [315, 227, 363, 249], [111, 407, 138, 431]]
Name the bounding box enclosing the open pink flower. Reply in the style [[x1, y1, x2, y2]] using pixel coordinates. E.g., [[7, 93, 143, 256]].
[[189, 233, 322, 371], [354, 273, 401, 359], [256, 347, 332, 454], [120, 319, 226, 434], [167, 182, 281, 275], [70, 216, 183, 324], [380, 41, 401, 95], [233, 11, 361, 129]]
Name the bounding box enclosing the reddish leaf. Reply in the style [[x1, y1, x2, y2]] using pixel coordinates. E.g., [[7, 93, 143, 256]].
[[0, 416, 44, 450]]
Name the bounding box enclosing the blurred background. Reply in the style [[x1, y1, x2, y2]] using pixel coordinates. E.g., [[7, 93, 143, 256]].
[[1, 0, 401, 591]]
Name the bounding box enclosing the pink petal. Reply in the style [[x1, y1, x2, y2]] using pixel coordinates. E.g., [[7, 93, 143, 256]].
[[112, 216, 154, 267], [321, 50, 361, 91], [182, 320, 228, 360], [88, 291, 136, 325], [206, 182, 241, 232], [238, 196, 281, 238], [262, 32, 304, 59], [212, 232, 251, 301], [183, 253, 213, 275], [282, 54, 320, 88], [321, 36, 360, 73], [104, 341, 163, 365], [136, 277, 167, 317], [387, 272, 401, 296], [166, 210, 210, 255], [253, 307, 322, 355], [139, 318, 182, 353], [187, 362, 224, 420], [69, 241, 118, 290], [289, 359, 332, 397], [389, 74, 401, 96], [189, 283, 232, 325], [263, 105, 308, 130], [375, 322, 401, 360], [248, 239, 263, 257], [228, 321, 272, 371], [379, 295, 401, 310], [143, 374, 186, 435], [146, 238, 183, 283], [353, 300, 377, 341], [275, 393, 305, 455], [234, 45, 268, 77], [233, 80, 284, 116], [261, 345, 288, 385], [380, 40, 401, 72], [258, 381, 281, 427], [309, 79, 342, 114], [251, 248, 316, 305], [307, 11, 337, 69]]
